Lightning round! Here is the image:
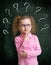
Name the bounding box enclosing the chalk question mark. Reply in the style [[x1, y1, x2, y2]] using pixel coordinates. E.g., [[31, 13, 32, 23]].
[[39, 13, 48, 21], [13, 3, 19, 12], [24, 2, 30, 12], [40, 24, 49, 31], [3, 18, 11, 24], [3, 29, 9, 35], [5, 9, 12, 17], [34, 6, 41, 15]]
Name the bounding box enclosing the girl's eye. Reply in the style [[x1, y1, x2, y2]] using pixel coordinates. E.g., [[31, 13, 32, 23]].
[[20, 24, 31, 27]]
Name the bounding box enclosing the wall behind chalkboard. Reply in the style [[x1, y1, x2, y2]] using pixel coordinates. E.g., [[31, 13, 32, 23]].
[[0, 0, 51, 65]]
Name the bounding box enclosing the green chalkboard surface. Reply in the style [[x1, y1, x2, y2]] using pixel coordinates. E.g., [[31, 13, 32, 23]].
[[0, 0, 51, 65]]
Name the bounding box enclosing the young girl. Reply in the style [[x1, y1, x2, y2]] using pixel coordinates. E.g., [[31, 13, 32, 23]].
[[12, 16, 42, 65]]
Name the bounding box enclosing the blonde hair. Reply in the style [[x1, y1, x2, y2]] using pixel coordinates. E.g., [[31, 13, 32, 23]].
[[12, 15, 38, 36]]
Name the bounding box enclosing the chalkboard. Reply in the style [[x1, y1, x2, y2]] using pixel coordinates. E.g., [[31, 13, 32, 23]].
[[0, 0, 51, 65]]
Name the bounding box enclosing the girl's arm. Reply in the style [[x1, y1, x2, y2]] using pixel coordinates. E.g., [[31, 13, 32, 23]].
[[14, 36, 21, 51], [24, 35, 42, 57]]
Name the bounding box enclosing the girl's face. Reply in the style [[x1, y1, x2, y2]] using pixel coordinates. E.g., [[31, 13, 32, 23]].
[[18, 18, 32, 34]]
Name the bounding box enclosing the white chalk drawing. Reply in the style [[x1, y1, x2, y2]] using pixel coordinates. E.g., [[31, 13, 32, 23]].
[[2, 2, 49, 35], [24, 2, 30, 12], [13, 3, 19, 12], [34, 6, 41, 15], [40, 24, 49, 31], [39, 13, 48, 21], [5, 9, 12, 17], [3, 29, 9, 34], [3, 18, 11, 24]]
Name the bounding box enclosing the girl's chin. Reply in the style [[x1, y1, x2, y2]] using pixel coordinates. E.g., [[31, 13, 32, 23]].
[[22, 32, 29, 35]]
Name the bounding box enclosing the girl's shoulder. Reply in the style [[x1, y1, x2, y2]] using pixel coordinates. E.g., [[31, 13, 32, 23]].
[[32, 34, 39, 40], [14, 35, 20, 41], [32, 34, 38, 37]]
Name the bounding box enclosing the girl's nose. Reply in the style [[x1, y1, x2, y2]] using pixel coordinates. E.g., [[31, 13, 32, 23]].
[[25, 25, 27, 29]]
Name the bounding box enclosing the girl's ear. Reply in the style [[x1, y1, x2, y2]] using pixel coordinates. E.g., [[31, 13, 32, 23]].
[[17, 26, 20, 31], [31, 25, 32, 28], [31, 25, 32, 29]]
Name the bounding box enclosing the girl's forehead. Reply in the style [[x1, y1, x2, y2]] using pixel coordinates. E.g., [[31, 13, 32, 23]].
[[20, 18, 31, 24]]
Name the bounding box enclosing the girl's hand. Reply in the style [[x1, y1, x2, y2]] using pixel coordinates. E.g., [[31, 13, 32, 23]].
[[19, 51, 27, 57], [24, 33, 29, 41]]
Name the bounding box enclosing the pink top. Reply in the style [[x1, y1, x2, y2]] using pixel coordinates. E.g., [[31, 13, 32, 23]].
[[15, 33, 42, 65]]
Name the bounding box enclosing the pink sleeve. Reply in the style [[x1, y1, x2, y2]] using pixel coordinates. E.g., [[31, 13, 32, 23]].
[[14, 37, 21, 51], [26, 35, 42, 57]]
